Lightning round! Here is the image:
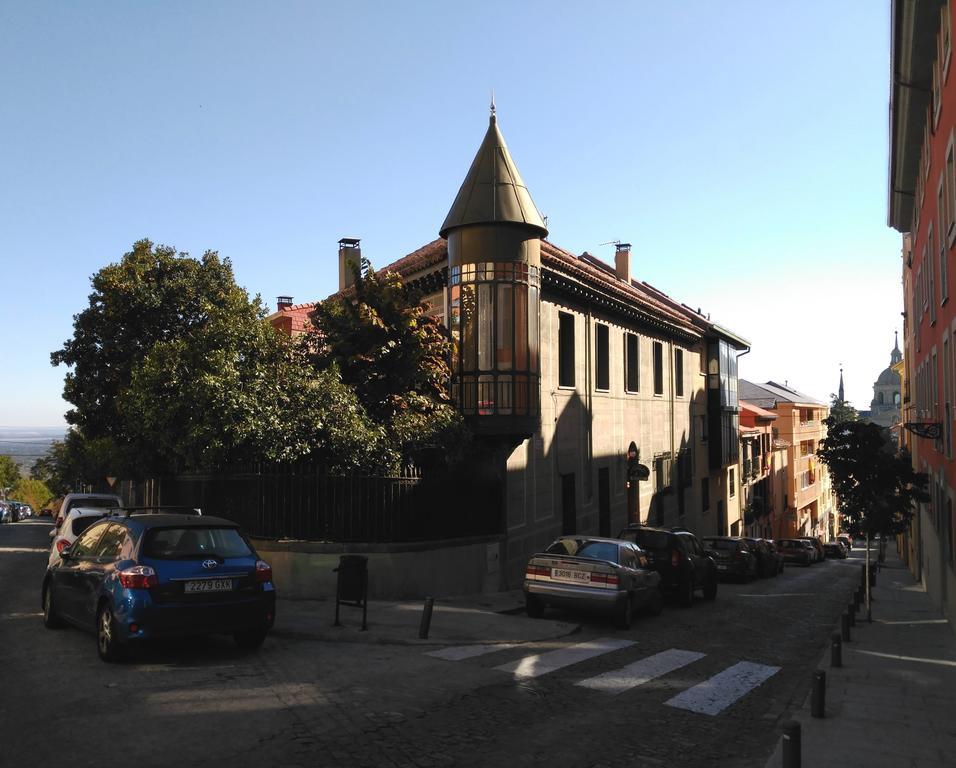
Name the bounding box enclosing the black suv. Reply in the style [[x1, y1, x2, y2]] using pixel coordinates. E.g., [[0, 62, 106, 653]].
[[617, 525, 718, 606]]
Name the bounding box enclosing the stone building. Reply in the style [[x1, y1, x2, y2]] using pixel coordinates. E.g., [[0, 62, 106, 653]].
[[271, 110, 749, 589], [864, 335, 903, 430]]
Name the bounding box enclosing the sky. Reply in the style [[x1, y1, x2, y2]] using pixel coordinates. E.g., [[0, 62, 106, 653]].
[[0, 1, 902, 427]]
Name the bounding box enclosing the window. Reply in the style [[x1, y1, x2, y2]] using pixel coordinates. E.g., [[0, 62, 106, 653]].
[[929, 227, 938, 324], [729, 467, 735, 497], [947, 140, 956, 247], [653, 341, 664, 395], [624, 333, 639, 392], [654, 453, 672, 493], [95, 523, 128, 560], [595, 323, 609, 391], [71, 523, 108, 558], [675, 348, 684, 397], [934, 61, 942, 128], [940, 184, 950, 305], [558, 312, 575, 387], [143, 527, 253, 559], [945, 3, 953, 81]]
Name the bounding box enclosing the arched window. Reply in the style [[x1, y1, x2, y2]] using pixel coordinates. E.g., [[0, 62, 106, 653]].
[[894, 391, 901, 405], [878, 392, 884, 405]]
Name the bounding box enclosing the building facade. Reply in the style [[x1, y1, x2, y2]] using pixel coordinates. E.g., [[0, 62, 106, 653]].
[[271, 111, 750, 588], [738, 381, 831, 540], [889, 0, 956, 621]]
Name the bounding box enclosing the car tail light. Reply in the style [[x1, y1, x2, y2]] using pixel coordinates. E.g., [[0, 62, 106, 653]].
[[255, 559, 273, 583], [525, 564, 550, 578], [589, 572, 620, 586], [118, 565, 158, 589], [55, 538, 70, 554], [671, 549, 681, 567], [736, 551, 747, 561]]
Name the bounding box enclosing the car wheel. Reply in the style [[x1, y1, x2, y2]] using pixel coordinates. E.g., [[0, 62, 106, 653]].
[[42, 585, 63, 629], [97, 604, 125, 662], [703, 577, 717, 601], [679, 577, 694, 608], [618, 594, 635, 629], [234, 629, 267, 651], [525, 594, 544, 619]]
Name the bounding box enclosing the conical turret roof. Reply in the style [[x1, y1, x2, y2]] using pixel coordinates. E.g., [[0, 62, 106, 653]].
[[440, 112, 548, 239]]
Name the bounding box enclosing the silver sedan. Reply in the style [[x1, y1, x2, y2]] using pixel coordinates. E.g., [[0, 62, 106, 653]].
[[524, 536, 663, 629]]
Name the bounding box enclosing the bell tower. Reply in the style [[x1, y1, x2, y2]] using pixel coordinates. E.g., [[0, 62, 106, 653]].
[[440, 104, 548, 438]]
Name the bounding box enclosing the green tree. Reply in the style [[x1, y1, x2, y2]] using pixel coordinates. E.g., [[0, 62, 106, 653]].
[[11, 477, 53, 512], [52, 240, 386, 476], [828, 392, 858, 425], [817, 416, 928, 539], [0, 454, 21, 492], [309, 261, 468, 471]]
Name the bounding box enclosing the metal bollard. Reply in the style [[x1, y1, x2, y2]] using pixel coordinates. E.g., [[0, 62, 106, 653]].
[[847, 602, 855, 627], [830, 632, 842, 668], [782, 720, 802, 768], [811, 670, 826, 718], [841, 611, 851, 642], [418, 596, 435, 639]]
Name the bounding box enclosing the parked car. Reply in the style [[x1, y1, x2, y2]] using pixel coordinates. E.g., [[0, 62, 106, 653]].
[[837, 534, 853, 551], [616, 525, 718, 605], [776, 538, 812, 566], [824, 540, 849, 559], [743, 537, 782, 577], [702, 536, 758, 580], [42, 509, 275, 661], [796, 537, 824, 563], [39, 507, 54, 518], [0, 502, 9, 524], [53, 493, 122, 536], [48, 506, 115, 567], [524, 536, 663, 628]]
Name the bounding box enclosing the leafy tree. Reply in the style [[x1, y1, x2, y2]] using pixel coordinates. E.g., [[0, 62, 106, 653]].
[[817, 416, 928, 539], [828, 392, 858, 425], [308, 261, 469, 471], [0, 454, 20, 492], [11, 477, 53, 512], [30, 431, 116, 495]]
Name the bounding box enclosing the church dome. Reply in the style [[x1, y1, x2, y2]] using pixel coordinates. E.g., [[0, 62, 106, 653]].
[[876, 366, 900, 386]]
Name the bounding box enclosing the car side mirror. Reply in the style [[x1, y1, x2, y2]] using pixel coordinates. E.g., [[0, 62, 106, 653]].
[[59, 546, 72, 560]]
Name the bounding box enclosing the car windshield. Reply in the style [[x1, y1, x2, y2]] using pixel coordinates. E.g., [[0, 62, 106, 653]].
[[704, 539, 738, 551], [71, 515, 105, 537], [545, 538, 619, 563], [67, 498, 118, 511], [142, 527, 252, 559], [631, 529, 669, 551]]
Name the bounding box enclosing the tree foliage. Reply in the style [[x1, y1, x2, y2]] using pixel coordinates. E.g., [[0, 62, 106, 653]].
[[11, 477, 53, 512], [817, 415, 928, 538], [828, 392, 858, 425], [309, 261, 469, 471], [0, 455, 21, 491], [52, 241, 390, 476]]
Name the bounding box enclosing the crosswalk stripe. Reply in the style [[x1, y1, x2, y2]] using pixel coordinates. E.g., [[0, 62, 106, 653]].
[[575, 648, 706, 694], [424, 643, 517, 661], [494, 637, 635, 680], [664, 660, 780, 715]]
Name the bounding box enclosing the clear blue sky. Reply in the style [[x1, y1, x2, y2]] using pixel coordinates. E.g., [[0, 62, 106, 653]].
[[0, 1, 902, 426]]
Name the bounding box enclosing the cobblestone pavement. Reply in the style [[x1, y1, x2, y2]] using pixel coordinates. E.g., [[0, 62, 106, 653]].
[[0, 522, 862, 768]]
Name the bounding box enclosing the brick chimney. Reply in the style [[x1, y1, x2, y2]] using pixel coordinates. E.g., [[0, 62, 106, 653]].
[[276, 296, 293, 311], [338, 237, 361, 291], [615, 242, 631, 282]]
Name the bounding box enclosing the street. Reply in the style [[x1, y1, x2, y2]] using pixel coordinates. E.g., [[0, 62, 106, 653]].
[[0, 520, 863, 768]]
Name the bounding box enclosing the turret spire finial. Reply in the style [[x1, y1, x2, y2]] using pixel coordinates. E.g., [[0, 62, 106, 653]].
[[490, 90, 496, 124]]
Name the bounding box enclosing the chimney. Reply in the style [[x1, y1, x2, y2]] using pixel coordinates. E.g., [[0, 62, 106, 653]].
[[276, 296, 293, 311], [615, 242, 631, 283], [338, 237, 362, 291]]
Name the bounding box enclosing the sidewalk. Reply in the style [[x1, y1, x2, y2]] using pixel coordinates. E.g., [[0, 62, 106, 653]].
[[272, 588, 581, 646], [764, 543, 956, 767]]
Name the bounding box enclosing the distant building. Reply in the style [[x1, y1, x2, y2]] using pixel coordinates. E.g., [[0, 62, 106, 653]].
[[863, 335, 903, 431], [738, 381, 833, 539], [270, 108, 750, 589]]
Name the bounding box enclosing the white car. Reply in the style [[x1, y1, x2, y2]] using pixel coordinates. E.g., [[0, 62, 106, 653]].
[[49, 493, 122, 564]]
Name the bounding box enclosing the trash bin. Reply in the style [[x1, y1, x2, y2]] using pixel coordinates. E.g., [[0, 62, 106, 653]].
[[333, 554, 368, 630]]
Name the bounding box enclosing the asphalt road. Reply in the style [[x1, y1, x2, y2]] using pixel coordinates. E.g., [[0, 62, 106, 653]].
[[0, 521, 863, 768]]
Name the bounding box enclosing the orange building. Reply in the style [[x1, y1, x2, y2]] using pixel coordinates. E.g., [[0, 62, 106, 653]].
[[739, 381, 830, 539], [889, 0, 956, 616], [739, 400, 786, 539]]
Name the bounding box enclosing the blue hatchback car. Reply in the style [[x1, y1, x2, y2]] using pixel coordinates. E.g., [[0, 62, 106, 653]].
[[41, 509, 276, 661]]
